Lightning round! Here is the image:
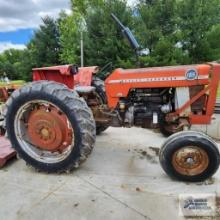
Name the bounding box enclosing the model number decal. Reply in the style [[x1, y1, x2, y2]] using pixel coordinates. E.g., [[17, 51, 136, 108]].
[[108, 75, 208, 84], [185, 69, 198, 80]]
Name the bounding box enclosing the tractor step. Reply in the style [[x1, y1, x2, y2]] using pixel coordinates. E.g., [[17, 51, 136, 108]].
[[0, 137, 16, 167]]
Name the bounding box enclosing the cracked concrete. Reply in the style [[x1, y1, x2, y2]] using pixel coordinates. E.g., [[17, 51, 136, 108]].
[[0, 127, 220, 220]]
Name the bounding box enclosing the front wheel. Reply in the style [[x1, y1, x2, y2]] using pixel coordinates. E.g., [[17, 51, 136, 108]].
[[5, 80, 96, 173], [159, 131, 220, 182]]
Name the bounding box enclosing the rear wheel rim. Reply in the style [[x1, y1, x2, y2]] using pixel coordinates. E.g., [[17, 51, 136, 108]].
[[14, 100, 74, 164], [172, 146, 209, 176]]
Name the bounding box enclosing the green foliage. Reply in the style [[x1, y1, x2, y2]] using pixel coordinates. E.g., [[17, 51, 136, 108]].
[[137, 0, 177, 50], [0, 16, 62, 81], [177, 0, 220, 63], [206, 24, 220, 61], [83, 0, 136, 68], [72, 0, 104, 15], [59, 11, 82, 64], [136, 0, 192, 66], [28, 16, 61, 67], [0, 0, 220, 81], [0, 49, 26, 80], [64, 0, 136, 68]]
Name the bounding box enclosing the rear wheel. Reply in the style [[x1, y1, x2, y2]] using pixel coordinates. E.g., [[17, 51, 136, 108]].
[[92, 76, 109, 135], [4, 80, 96, 173], [159, 131, 220, 182]]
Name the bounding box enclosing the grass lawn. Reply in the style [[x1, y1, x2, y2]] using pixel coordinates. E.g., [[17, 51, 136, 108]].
[[0, 80, 26, 87]]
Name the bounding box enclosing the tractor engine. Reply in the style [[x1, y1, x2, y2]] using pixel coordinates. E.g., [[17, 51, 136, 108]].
[[118, 88, 173, 128]]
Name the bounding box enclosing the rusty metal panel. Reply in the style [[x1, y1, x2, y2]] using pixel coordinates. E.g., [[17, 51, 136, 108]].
[[0, 137, 16, 167]]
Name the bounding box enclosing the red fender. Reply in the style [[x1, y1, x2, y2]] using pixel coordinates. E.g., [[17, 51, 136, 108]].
[[74, 66, 99, 87], [33, 65, 99, 89]]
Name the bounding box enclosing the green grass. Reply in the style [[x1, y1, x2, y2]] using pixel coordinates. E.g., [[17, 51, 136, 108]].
[[0, 80, 26, 87]]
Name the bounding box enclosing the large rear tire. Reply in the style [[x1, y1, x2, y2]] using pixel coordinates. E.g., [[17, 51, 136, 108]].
[[4, 80, 96, 173], [92, 76, 109, 135], [159, 131, 220, 182]]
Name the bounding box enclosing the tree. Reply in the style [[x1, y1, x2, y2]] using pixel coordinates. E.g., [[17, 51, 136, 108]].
[[68, 0, 137, 68], [0, 49, 34, 81], [137, 0, 177, 51], [177, 0, 220, 63], [1, 0, 220, 82], [59, 11, 82, 64], [0, 49, 22, 80], [72, 0, 104, 15], [28, 16, 61, 67], [136, 0, 190, 66], [206, 24, 220, 62]]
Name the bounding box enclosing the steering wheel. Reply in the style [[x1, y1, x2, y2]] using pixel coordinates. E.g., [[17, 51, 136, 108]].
[[97, 62, 113, 79], [99, 62, 113, 73]]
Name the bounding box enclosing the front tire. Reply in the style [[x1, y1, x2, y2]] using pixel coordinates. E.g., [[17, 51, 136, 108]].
[[5, 80, 96, 173], [159, 131, 220, 182]]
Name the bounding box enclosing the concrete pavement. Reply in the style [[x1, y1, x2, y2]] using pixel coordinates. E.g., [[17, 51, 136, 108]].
[[0, 127, 220, 220]]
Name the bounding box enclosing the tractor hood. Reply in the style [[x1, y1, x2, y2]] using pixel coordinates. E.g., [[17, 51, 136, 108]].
[[106, 64, 212, 83], [105, 63, 220, 109]]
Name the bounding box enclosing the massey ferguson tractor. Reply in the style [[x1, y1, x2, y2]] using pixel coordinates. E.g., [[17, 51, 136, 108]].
[[2, 14, 220, 182]]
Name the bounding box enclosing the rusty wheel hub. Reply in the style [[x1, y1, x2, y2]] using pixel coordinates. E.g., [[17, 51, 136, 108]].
[[172, 146, 209, 176], [28, 106, 72, 152]]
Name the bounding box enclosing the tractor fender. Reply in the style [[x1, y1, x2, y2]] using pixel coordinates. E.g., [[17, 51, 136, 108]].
[[74, 66, 100, 87], [33, 65, 99, 89]]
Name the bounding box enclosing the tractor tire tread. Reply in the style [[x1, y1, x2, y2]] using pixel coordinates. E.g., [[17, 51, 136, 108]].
[[92, 77, 109, 135], [5, 80, 96, 173], [159, 131, 220, 182]]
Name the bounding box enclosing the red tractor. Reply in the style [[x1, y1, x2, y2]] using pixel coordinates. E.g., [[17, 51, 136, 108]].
[[3, 14, 220, 182]]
